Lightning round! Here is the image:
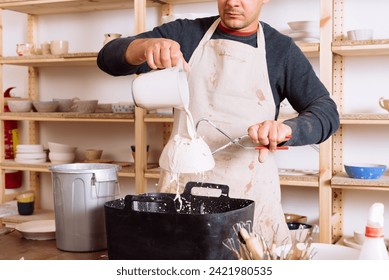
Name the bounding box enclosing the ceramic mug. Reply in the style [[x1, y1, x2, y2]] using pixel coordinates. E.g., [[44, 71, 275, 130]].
[[132, 60, 189, 110], [50, 40, 69, 55], [379, 97, 389, 112]]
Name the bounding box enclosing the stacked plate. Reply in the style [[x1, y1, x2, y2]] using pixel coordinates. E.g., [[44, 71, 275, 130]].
[[286, 21, 319, 42], [15, 144, 47, 164]]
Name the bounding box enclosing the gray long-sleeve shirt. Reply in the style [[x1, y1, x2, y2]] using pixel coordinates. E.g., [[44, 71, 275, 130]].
[[97, 16, 339, 146]]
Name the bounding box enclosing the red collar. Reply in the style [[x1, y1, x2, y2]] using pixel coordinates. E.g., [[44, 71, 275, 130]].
[[218, 23, 258, 36]]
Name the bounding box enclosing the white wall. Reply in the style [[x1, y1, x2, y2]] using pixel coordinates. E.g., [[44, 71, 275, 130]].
[[3, 0, 389, 238]]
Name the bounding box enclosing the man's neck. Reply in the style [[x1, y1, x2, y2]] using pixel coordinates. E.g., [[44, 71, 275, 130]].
[[218, 23, 258, 36]]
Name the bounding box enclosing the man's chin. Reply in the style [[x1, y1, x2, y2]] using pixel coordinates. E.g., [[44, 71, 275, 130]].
[[222, 19, 245, 30]]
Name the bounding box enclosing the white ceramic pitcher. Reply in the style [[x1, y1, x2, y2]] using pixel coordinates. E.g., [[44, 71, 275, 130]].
[[131, 60, 189, 110]]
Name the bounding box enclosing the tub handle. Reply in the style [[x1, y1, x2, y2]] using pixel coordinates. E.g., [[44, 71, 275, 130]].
[[124, 194, 177, 213], [181, 181, 230, 198]]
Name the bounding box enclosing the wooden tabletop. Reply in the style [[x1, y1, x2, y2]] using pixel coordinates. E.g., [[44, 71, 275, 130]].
[[0, 230, 108, 260]]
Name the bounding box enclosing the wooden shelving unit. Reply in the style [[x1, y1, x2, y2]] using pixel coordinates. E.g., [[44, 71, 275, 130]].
[[2, 0, 388, 246]]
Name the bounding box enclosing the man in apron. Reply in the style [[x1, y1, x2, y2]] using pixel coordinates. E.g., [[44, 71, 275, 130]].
[[98, 0, 340, 246]]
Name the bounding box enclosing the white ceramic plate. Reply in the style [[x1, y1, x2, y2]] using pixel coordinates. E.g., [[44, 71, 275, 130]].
[[276, 243, 360, 260], [16, 144, 44, 152], [343, 237, 362, 250], [15, 158, 47, 164], [15, 152, 47, 159], [15, 220, 56, 240], [278, 169, 319, 176]]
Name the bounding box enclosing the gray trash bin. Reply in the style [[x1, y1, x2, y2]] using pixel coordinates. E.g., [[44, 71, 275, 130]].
[[49, 163, 120, 252]]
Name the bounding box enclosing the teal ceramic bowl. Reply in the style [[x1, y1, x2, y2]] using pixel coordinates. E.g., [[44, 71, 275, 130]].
[[344, 163, 387, 180]]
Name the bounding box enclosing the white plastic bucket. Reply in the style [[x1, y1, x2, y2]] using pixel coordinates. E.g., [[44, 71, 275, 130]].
[[49, 163, 120, 252], [132, 61, 189, 110]]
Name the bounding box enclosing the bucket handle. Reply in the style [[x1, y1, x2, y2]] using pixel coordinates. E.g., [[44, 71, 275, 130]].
[[91, 175, 120, 198], [181, 181, 230, 198]]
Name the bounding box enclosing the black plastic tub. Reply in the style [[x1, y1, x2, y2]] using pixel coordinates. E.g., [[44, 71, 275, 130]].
[[104, 181, 255, 260]]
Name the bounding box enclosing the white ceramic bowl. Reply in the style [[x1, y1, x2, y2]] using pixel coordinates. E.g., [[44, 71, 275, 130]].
[[287, 21, 319, 33], [7, 100, 33, 112], [48, 142, 77, 153], [49, 152, 75, 164], [33, 101, 59, 112]]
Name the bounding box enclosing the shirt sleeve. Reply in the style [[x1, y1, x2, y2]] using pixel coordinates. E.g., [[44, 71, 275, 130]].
[[279, 41, 340, 146]]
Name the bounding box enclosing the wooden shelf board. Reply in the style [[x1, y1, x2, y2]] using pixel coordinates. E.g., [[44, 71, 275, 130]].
[[331, 172, 389, 190], [280, 174, 319, 187], [0, 53, 97, 67], [340, 114, 389, 124], [144, 113, 174, 123], [1, 112, 135, 122], [0, 0, 216, 15], [0, 160, 135, 177], [295, 42, 320, 58], [332, 39, 389, 56], [0, 0, 135, 15]]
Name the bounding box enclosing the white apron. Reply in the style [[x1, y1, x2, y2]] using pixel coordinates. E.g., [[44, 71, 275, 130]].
[[158, 18, 289, 245]]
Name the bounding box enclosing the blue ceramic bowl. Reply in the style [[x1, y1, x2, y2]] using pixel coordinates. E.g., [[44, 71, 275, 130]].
[[344, 163, 387, 179]]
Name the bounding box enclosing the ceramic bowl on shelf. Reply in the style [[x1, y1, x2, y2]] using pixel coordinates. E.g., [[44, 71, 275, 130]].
[[33, 101, 59, 112], [48, 142, 77, 153], [50, 40, 69, 55], [344, 163, 387, 179], [284, 213, 308, 223], [70, 99, 98, 113], [347, 29, 373, 40], [84, 149, 103, 161], [53, 98, 79, 112], [7, 100, 33, 112], [112, 102, 135, 113], [96, 103, 113, 113], [287, 21, 319, 32], [49, 152, 75, 164]]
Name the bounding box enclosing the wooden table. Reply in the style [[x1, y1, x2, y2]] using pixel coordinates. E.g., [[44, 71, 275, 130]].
[[0, 230, 108, 260]]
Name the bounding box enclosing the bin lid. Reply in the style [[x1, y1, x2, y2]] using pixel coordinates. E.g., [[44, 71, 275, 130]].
[[49, 163, 120, 181]]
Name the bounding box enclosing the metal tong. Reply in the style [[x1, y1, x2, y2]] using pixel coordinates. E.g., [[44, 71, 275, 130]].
[[195, 118, 290, 155]]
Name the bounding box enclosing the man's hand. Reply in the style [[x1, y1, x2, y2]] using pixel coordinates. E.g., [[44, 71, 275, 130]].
[[247, 120, 292, 163], [126, 38, 188, 70]]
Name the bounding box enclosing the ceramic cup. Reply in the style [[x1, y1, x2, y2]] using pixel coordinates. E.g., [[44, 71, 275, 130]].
[[347, 29, 373, 41], [84, 149, 103, 161], [379, 97, 389, 112], [16, 192, 35, 216], [50, 40, 69, 55], [16, 43, 34, 56], [41, 42, 51, 55], [132, 60, 189, 110]]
